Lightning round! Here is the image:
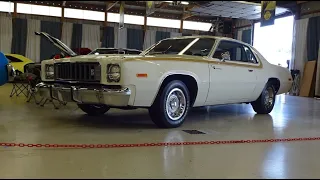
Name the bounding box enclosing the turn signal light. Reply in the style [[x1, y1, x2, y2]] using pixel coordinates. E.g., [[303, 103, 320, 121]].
[[136, 73, 148, 78]]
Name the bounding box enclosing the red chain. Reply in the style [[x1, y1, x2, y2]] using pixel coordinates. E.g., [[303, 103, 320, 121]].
[[1, 137, 320, 149]]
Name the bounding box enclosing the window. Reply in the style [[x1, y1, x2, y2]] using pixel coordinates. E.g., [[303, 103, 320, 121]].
[[6, 55, 22, 63], [183, 38, 215, 56], [64, 8, 104, 21], [124, 14, 144, 25], [107, 13, 144, 25], [16, 3, 61, 17], [147, 17, 181, 29], [145, 38, 195, 55], [243, 46, 258, 64], [183, 21, 212, 31], [213, 41, 257, 64], [0, 1, 14, 12]]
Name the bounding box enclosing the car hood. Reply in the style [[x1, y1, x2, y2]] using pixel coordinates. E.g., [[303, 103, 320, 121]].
[[35, 32, 78, 57], [53, 54, 205, 63]]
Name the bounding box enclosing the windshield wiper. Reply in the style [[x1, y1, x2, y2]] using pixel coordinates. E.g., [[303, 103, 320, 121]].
[[148, 52, 165, 55], [148, 45, 172, 55]]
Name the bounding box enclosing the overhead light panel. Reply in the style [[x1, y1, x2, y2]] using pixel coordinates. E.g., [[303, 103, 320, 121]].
[[181, 1, 189, 5]]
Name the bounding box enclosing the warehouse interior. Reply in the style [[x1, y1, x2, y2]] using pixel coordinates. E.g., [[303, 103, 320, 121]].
[[1, 0, 320, 178]]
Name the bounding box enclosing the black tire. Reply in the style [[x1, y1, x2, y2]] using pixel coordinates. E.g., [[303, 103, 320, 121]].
[[251, 82, 276, 114], [77, 104, 110, 116], [149, 80, 190, 128], [15, 70, 22, 76]]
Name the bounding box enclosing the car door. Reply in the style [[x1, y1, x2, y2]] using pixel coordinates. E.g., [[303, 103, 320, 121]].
[[205, 40, 259, 105]]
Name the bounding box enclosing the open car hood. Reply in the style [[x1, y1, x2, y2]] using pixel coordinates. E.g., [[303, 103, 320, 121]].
[[35, 32, 77, 57]]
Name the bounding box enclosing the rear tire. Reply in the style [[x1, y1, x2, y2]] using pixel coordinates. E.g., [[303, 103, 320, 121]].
[[77, 104, 110, 116], [251, 82, 276, 114], [149, 80, 190, 128]]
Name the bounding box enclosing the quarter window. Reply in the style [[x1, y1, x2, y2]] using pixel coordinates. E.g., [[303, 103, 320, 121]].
[[243, 45, 258, 64]]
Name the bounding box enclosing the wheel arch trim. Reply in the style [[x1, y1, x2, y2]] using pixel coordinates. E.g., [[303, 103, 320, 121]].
[[151, 71, 200, 106]]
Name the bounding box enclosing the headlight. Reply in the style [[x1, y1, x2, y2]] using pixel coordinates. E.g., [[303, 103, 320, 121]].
[[107, 64, 121, 82], [45, 64, 54, 79]]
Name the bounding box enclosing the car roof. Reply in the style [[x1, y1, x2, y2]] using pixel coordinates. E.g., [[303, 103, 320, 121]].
[[163, 35, 252, 47]]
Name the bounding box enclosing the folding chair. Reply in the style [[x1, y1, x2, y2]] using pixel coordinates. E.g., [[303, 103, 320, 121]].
[[25, 73, 42, 104], [9, 74, 29, 98]]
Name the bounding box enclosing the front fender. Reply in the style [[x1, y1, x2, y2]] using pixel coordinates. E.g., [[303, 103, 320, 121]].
[[122, 59, 166, 106], [122, 59, 208, 107]]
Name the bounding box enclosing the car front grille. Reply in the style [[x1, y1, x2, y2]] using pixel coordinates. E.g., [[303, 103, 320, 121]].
[[54, 62, 101, 82]]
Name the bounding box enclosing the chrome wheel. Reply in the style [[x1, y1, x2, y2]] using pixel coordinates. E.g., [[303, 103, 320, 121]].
[[264, 87, 274, 108], [165, 88, 186, 121]]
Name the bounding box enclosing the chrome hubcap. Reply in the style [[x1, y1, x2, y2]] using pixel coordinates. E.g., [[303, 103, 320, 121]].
[[264, 87, 274, 108], [165, 88, 186, 121]]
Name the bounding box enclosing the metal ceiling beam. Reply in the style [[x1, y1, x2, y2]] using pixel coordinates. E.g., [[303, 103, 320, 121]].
[[106, 1, 119, 11], [182, 4, 198, 20], [146, 2, 170, 17]]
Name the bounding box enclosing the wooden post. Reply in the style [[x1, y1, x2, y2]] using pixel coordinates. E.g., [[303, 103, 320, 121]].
[[104, 2, 109, 27], [60, 6, 64, 37], [13, 2, 17, 18], [180, 7, 185, 33], [180, 19, 183, 33]]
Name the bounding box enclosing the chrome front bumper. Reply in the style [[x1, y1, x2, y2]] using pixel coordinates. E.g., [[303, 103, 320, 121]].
[[36, 82, 131, 107]]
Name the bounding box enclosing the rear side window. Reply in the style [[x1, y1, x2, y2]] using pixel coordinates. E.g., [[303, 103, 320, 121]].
[[6, 55, 22, 62], [243, 45, 258, 64]]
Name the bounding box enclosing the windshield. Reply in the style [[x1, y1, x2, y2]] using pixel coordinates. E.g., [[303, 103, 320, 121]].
[[145, 38, 196, 55], [89, 49, 124, 55], [88, 49, 141, 55]]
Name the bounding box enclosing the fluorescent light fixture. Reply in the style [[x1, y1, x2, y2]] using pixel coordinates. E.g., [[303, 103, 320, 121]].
[[232, 1, 260, 6], [164, 1, 173, 3], [181, 1, 189, 5]]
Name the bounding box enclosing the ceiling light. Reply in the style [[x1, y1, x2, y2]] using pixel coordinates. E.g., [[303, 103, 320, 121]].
[[232, 1, 260, 6], [181, 1, 189, 5], [164, 1, 173, 3]]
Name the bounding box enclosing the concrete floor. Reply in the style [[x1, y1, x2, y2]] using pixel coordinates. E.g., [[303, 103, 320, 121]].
[[1, 84, 320, 178]]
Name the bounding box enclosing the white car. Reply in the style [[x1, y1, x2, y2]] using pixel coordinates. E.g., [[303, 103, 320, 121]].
[[37, 32, 293, 128]]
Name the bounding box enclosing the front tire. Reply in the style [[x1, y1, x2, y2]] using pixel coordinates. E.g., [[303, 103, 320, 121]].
[[149, 80, 190, 128], [77, 104, 110, 116], [15, 70, 22, 76], [251, 82, 276, 114]]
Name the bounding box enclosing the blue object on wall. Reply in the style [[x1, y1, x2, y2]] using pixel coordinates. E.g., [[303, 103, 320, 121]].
[[0, 52, 9, 86]]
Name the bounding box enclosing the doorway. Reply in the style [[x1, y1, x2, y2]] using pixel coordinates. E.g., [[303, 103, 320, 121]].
[[253, 15, 294, 68]]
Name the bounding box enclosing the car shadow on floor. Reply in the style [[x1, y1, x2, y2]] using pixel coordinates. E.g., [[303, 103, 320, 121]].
[[54, 104, 267, 129]]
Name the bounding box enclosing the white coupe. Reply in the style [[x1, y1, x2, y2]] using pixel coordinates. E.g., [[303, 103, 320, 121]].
[[37, 32, 293, 128]]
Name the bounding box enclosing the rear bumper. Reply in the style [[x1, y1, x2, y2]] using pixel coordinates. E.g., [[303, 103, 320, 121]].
[[36, 82, 131, 107]]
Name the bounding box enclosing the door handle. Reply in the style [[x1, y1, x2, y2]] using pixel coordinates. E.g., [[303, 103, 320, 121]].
[[211, 65, 222, 70], [248, 69, 253, 72]]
